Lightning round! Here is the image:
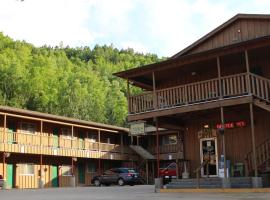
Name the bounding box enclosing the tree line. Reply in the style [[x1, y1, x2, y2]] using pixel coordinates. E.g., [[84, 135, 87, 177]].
[[0, 32, 162, 126]]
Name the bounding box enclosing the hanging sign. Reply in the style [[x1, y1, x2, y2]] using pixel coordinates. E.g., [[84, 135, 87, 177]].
[[130, 122, 145, 136], [198, 129, 217, 139]]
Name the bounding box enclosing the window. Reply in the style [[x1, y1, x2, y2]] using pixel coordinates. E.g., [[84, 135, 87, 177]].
[[61, 128, 72, 139], [86, 132, 97, 142], [162, 134, 177, 145], [87, 162, 97, 173], [61, 165, 72, 176], [19, 164, 35, 176], [21, 122, 36, 134]]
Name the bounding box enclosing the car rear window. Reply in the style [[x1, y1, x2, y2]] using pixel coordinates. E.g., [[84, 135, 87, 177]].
[[127, 169, 136, 173]]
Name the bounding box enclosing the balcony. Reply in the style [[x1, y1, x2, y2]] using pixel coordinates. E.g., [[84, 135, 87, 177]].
[[0, 131, 137, 161], [128, 73, 270, 117]]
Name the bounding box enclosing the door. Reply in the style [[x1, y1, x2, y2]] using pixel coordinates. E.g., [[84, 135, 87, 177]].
[[78, 163, 85, 184], [78, 132, 85, 149], [52, 128, 59, 148], [51, 166, 58, 187], [7, 121, 16, 143], [6, 164, 14, 188], [200, 137, 218, 177]]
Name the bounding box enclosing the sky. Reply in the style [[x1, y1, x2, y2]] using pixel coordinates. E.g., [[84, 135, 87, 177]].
[[0, 0, 270, 57]]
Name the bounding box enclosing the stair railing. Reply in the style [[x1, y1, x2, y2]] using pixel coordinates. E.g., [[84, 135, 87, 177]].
[[193, 160, 209, 189]]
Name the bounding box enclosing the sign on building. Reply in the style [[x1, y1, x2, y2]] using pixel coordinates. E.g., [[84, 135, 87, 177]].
[[130, 122, 145, 136]]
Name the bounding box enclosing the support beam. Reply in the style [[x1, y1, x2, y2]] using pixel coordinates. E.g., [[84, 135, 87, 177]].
[[127, 79, 130, 113], [155, 117, 160, 178], [217, 57, 223, 99], [220, 106, 227, 178], [146, 161, 149, 184], [98, 129, 101, 175], [3, 114, 6, 143], [245, 50, 251, 94], [250, 103, 258, 177], [2, 152, 5, 180], [120, 132, 124, 155], [40, 121, 43, 146], [152, 71, 157, 109]]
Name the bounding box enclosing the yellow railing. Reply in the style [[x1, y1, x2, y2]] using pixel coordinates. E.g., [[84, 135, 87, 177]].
[[0, 131, 133, 154]]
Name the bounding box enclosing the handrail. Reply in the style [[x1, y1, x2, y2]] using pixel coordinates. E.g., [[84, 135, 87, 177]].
[[193, 160, 209, 189]]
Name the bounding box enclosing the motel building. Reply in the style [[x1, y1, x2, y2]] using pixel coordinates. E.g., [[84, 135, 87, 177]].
[[0, 105, 179, 189], [115, 14, 270, 189], [0, 106, 140, 189]]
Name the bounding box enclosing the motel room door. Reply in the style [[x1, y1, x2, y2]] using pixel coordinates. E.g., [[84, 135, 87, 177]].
[[78, 163, 85, 184], [51, 166, 58, 187], [6, 164, 14, 188], [52, 128, 59, 148], [200, 137, 218, 177]]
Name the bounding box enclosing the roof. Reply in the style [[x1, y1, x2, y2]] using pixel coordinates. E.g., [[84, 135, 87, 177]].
[[0, 105, 129, 133], [171, 13, 270, 58]]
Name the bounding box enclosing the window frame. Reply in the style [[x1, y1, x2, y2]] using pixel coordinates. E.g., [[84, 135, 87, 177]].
[[61, 165, 73, 176], [19, 163, 35, 176], [61, 128, 72, 139], [20, 122, 36, 135]]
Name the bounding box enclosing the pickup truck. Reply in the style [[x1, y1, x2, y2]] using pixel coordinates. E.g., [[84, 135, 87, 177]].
[[159, 162, 177, 183]]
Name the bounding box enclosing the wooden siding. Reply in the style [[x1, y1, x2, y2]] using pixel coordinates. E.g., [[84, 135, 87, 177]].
[[183, 106, 270, 177], [188, 19, 270, 55]]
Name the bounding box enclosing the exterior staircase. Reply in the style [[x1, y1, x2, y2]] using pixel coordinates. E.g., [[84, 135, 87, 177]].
[[245, 137, 270, 175], [129, 145, 155, 160], [164, 177, 253, 189], [254, 99, 270, 112]]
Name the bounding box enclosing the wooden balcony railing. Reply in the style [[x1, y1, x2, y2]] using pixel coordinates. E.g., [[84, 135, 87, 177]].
[[148, 144, 183, 154], [0, 131, 133, 155], [129, 73, 270, 114]]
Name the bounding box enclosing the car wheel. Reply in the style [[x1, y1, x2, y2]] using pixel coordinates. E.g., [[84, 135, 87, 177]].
[[94, 179, 101, 187], [118, 178, 125, 186]]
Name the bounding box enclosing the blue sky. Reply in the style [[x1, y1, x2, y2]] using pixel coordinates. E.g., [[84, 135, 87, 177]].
[[0, 0, 270, 57]]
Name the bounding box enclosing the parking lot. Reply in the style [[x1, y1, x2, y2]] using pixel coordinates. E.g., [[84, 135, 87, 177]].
[[1, 185, 270, 200]]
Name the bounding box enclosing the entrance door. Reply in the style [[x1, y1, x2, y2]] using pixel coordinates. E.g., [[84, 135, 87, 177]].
[[51, 166, 58, 187], [6, 164, 14, 188], [52, 128, 59, 148], [7, 121, 16, 144], [78, 163, 85, 184], [200, 138, 218, 177]]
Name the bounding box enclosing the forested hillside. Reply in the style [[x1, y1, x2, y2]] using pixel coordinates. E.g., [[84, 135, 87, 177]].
[[0, 33, 162, 126]]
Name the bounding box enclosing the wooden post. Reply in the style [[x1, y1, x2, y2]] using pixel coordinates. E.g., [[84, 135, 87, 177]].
[[2, 153, 5, 180], [71, 157, 74, 176], [40, 121, 43, 146], [40, 154, 43, 178], [220, 106, 227, 178], [120, 132, 124, 155], [250, 103, 258, 177], [245, 50, 251, 94], [98, 129, 101, 175], [3, 114, 6, 143], [152, 71, 157, 109], [127, 79, 131, 113], [217, 57, 223, 99], [71, 125, 74, 148], [155, 117, 160, 177], [146, 161, 149, 184], [137, 136, 139, 146]]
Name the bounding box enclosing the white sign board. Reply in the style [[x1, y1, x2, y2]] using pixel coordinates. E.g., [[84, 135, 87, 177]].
[[130, 122, 145, 136]]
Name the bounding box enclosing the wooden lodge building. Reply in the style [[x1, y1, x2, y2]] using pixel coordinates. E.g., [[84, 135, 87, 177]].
[[0, 105, 180, 189], [0, 106, 139, 189], [115, 14, 270, 188]]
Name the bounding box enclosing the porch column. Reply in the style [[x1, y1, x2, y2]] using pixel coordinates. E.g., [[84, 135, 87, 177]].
[[245, 50, 251, 94], [220, 107, 227, 178], [217, 57, 223, 99], [249, 103, 258, 177], [71, 125, 74, 148], [146, 160, 149, 184], [152, 71, 157, 109], [70, 157, 76, 187], [3, 114, 6, 144], [39, 154, 44, 188], [120, 132, 124, 156], [155, 117, 160, 177], [127, 79, 130, 113], [98, 130, 101, 175]]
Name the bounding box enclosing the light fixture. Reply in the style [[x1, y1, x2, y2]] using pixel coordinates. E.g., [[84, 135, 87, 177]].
[[191, 72, 196, 76], [203, 124, 209, 129]]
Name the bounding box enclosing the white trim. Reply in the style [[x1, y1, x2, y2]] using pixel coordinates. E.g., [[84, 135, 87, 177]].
[[200, 137, 219, 177]]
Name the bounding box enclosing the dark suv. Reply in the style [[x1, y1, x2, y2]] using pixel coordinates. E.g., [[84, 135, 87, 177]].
[[91, 168, 144, 186]]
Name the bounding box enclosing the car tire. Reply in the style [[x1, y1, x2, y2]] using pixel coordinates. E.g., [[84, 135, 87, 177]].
[[94, 179, 101, 187], [118, 178, 125, 186]]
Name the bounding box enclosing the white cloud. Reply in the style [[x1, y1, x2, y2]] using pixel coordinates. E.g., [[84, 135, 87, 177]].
[[0, 0, 96, 47], [0, 0, 270, 56]]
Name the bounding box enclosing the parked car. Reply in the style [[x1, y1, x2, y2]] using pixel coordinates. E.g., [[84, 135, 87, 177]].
[[159, 162, 177, 183], [0, 175, 4, 188], [91, 168, 145, 186]]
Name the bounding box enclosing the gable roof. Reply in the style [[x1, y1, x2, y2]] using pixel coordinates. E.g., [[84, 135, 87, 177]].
[[171, 13, 270, 58]]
